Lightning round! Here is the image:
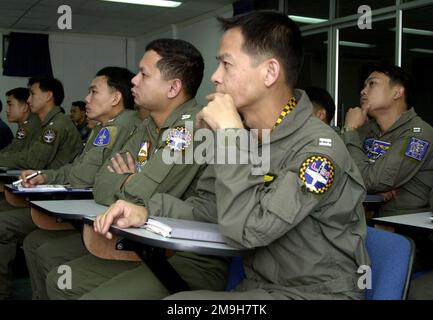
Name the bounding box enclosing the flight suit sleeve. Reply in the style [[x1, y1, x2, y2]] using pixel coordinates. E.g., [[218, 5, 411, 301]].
[[43, 164, 73, 185], [147, 165, 218, 223], [343, 130, 432, 193]]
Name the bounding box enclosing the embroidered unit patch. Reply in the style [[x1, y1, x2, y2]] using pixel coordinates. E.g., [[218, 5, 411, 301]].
[[166, 127, 192, 151], [93, 127, 111, 147], [405, 137, 429, 161], [42, 129, 57, 144], [363, 138, 391, 162], [299, 156, 335, 194], [16, 128, 27, 140]]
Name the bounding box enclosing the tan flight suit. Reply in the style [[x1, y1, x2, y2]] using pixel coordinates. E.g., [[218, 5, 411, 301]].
[[43, 99, 227, 300], [49, 90, 369, 300], [342, 108, 433, 217], [0, 110, 140, 299]]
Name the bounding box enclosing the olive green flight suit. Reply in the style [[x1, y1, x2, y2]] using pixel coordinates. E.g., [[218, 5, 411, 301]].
[[0, 106, 82, 169], [342, 108, 433, 217], [43, 99, 227, 300], [0, 110, 140, 299], [48, 90, 369, 300], [0, 113, 41, 155]]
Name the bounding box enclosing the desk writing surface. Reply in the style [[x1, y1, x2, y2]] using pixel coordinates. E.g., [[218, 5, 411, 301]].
[[30, 199, 107, 220], [373, 211, 433, 230], [5, 184, 93, 194], [83, 216, 251, 257]]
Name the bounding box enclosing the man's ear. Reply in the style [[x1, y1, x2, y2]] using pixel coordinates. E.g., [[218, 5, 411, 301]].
[[264, 58, 280, 87], [112, 91, 122, 106], [314, 108, 328, 123], [168, 79, 182, 99], [46, 91, 54, 104], [393, 85, 404, 100]]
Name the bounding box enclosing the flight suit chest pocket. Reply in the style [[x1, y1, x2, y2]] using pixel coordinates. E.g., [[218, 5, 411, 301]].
[[141, 149, 175, 184]]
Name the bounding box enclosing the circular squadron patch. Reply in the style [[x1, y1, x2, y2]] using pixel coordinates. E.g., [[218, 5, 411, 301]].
[[42, 128, 57, 144], [16, 127, 27, 140], [299, 156, 334, 194], [166, 127, 192, 151]]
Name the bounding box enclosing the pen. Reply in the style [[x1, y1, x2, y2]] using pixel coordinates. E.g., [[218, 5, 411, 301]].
[[12, 171, 42, 186]]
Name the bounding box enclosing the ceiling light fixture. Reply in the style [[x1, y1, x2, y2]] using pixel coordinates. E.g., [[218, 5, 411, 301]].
[[324, 40, 376, 48], [288, 15, 327, 24], [102, 0, 182, 8], [409, 48, 433, 54], [390, 27, 433, 36]]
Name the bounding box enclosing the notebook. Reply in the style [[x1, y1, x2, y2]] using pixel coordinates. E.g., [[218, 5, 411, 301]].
[[141, 216, 226, 243]]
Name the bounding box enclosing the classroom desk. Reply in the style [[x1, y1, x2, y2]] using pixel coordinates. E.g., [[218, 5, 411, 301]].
[[372, 211, 433, 231], [30, 199, 250, 293], [4, 184, 93, 207]]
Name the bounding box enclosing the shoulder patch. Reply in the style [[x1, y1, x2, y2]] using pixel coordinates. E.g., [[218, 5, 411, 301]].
[[166, 127, 192, 151], [42, 128, 57, 144], [93, 127, 117, 147], [16, 127, 27, 140], [363, 138, 391, 161], [299, 156, 335, 194], [405, 137, 429, 161]]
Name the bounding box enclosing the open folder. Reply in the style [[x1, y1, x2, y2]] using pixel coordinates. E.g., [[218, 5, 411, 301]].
[[16, 185, 67, 192], [141, 217, 226, 243]]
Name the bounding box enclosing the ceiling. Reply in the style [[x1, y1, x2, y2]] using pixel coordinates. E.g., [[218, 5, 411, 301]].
[[0, 0, 235, 38]]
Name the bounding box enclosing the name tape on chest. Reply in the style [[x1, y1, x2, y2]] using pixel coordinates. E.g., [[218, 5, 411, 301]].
[[405, 137, 429, 161], [299, 156, 334, 194], [363, 138, 391, 162]]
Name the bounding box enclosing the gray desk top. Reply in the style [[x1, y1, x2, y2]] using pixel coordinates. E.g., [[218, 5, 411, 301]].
[[373, 211, 433, 230], [30, 199, 250, 257], [30, 199, 106, 220], [5, 184, 93, 195]]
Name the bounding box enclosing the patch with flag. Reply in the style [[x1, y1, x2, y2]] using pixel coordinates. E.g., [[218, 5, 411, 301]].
[[16, 127, 27, 140], [42, 129, 57, 144], [93, 127, 114, 147], [405, 137, 429, 161], [299, 156, 334, 194], [363, 138, 391, 162], [137, 141, 150, 166], [166, 127, 192, 151]]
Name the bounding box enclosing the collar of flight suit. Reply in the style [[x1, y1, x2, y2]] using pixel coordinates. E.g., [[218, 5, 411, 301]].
[[270, 89, 314, 143], [367, 107, 417, 137], [104, 109, 131, 127], [40, 106, 63, 127], [146, 98, 198, 137]]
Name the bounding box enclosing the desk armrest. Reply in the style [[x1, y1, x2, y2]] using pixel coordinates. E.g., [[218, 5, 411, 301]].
[[30, 207, 75, 231], [82, 224, 140, 262]]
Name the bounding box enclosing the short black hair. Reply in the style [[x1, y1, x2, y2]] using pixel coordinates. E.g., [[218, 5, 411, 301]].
[[6, 87, 30, 104], [71, 101, 86, 112], [28, 77, 65, 106], [96, 67, 135, 109], [304, 86, 336, 124], [366, 64, 415, 108], [217, 10, 303, 87], [145, 39, 204, 99]]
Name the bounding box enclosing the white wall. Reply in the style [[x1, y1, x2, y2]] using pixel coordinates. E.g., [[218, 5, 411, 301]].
[[135, 5, 232, 106], [0, 30, 135, 130]]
